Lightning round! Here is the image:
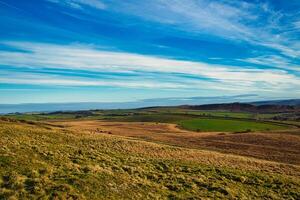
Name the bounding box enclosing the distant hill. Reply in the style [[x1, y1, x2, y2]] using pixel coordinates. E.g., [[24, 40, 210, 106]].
[[179, 102, 299, 113], [251, 99, 300, 106]]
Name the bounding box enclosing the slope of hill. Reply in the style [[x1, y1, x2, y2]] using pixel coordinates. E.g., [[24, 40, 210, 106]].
[[0, 119, 299, 199]]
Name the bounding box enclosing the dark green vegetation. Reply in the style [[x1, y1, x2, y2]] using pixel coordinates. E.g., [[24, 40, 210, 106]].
[[179, 118, 286, 132], [1, 120, 299, 199]]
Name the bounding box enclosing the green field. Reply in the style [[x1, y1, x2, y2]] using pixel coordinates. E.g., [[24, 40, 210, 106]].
[[179, 118, 287, 132], [0, 120, 299, 199]]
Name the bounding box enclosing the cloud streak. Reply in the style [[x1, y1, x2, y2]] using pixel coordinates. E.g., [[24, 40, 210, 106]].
[[44, 0, 300, 72], [0, 41, 299, 95], [47, 0, 106, 10], [102, 0, 300, 65]]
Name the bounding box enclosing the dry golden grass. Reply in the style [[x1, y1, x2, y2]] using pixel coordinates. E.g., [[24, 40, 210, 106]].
[[52, 120, 300, 165], [1, 119, 300, 199]]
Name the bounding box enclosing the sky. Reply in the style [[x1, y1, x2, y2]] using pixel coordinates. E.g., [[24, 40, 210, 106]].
[[0, 0, 300, 104]]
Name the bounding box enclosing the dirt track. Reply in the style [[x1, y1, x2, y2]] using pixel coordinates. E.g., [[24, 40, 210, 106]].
[[52, 120, 300, 165]]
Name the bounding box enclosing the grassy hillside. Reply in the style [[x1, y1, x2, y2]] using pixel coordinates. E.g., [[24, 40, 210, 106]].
[[0, 120, 299, 199]]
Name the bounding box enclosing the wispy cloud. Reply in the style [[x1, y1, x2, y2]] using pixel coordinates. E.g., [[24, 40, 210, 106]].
[[47, 0, 106, 10], [110, 0, 255, 40], [104, 0, 300, 63], [239, 55, 300, 72], [1, 0, 299, 103], [0, 41, 299, 95], [44, 0, 300, 72]]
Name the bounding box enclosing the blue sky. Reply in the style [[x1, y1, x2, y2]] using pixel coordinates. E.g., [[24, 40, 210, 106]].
[[0, 0, 299, 104]]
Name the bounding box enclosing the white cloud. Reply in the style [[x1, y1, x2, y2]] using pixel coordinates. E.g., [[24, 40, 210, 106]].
[[0, 76, 186, 89], [239, 55, 300, 72], [47, 0, 106, 10], [294, 21, 300, 29], [108, 0, 300, 60], [0, 41, 299, 95], [112, 0, 255, 40], [44, 0, 300, 63]]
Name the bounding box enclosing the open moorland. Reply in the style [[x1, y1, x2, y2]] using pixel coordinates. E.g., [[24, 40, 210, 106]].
[[1, 103, 300, 199], [52, 120, 300, 165]]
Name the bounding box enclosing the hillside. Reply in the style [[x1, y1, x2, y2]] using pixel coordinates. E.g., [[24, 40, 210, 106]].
[[1, 119, 299, 199]]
